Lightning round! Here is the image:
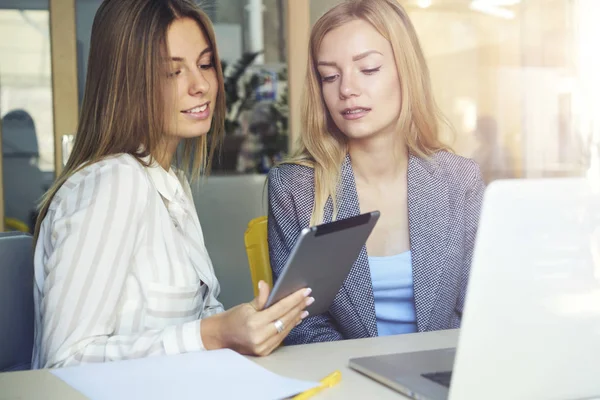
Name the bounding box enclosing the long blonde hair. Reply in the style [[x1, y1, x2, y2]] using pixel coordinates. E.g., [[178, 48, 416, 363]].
[[34, 0, 226, 243], [286, 0, 450, 225]]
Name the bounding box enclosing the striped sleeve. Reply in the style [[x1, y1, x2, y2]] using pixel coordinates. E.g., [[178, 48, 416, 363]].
[[39, 162, 205, 368]]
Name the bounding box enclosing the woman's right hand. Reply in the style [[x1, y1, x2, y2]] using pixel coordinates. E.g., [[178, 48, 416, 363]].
[[202, 281, 313, 356]]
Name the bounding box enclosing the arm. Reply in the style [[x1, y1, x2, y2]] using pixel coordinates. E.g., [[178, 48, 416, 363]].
[[39, 163, 207, 368], [267, 167, 344, 345], [456, 160, 485, 319], [201, 278, 225, 318]]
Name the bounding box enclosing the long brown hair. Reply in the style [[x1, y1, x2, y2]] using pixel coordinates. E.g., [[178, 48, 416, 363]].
[[286, 0, 450, 225], [34, 0, 226, 242]]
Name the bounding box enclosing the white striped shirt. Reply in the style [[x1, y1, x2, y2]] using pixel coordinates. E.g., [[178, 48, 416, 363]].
[[32, 153, 224, 369]]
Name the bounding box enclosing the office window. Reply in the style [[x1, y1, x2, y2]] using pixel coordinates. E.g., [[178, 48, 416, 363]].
[[308, 0, 599, 183]]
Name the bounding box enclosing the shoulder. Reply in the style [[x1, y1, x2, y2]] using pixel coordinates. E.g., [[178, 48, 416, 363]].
[[267, 162, 315, 197], [50, 154, 151, 213], [430, 150, 483, 194]]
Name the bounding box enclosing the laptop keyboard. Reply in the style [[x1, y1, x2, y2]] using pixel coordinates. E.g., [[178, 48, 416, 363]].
[[421, 371, 453, 388]]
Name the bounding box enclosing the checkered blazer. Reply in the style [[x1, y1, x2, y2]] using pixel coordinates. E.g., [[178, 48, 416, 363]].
[[267, 151, 485, 345]]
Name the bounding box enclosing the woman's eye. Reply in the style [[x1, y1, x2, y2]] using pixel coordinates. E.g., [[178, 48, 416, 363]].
[[363, 67, 381, 75]]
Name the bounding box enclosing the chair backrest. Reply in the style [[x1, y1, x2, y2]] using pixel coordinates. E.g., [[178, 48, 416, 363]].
[[244, 216, 273, 297], [192, 174, 266, 309], [5, 217, 30, 233], [0, 232, 34, 371]]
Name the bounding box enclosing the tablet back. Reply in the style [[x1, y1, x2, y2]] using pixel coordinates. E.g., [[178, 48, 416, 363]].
[[266, 211, 380, 315]]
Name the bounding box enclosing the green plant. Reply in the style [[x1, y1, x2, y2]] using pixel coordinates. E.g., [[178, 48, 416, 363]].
[[268, 66, 288, 139], [221, 51, 265, 135]]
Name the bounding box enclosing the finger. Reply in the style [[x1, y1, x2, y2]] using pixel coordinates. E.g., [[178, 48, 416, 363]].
[[247, 296, 311, 355], [249, 280, 270, 312], [259, 287, 312, 324], [269, 295, 312, 336], [252, 298, 311, 356], [261, 307, 309, 355]]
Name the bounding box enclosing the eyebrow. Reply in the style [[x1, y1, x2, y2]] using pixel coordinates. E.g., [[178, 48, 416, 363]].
[[317, 50, 383, 67], [169, 46, 213, 62]]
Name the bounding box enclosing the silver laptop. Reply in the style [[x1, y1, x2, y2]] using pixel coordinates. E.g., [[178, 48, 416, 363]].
[[349, 178, 600, 400]]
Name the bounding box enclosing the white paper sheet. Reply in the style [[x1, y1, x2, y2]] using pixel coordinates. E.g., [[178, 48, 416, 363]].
[[51, 349, 319, 400]]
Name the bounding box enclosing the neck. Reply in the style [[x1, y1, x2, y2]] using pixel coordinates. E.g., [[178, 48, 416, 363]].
[[155, 137, 180, 171], [348, 133, 408, 185]]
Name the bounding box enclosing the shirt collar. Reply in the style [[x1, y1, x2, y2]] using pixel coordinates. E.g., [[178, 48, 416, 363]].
[[141, 155, 181, 203]]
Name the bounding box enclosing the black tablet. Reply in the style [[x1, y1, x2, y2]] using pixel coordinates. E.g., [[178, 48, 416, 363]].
[[265, 211, 380, 315]]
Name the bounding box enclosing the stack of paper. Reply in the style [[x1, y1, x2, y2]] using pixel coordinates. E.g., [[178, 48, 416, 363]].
[[51, 349, 319, 400]]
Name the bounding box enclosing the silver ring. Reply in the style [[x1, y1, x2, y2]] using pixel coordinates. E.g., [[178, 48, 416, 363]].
[[274, 319, 285, 333]]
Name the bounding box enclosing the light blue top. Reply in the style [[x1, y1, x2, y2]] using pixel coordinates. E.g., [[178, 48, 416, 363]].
[[369, 251, 417, 336]]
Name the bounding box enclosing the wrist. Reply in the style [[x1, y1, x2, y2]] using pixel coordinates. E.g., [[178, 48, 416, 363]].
[[200, 313, 227, 350]]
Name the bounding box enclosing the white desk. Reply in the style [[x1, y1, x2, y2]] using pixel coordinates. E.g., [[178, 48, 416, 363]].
[[252, 329, 458, 399], [0, 329, 458, 399]]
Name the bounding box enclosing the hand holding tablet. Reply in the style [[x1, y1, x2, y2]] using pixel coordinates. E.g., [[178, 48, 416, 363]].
[[266, 211, 380, 315]]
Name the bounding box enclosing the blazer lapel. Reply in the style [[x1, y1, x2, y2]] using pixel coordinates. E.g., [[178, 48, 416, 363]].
[[407, 153, 450, 331], [338, 154, 378, 337]]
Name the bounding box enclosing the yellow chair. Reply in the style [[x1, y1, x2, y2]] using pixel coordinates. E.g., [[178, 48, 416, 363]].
[[244, 216, 273, 297], [4, 218, 29, 233]]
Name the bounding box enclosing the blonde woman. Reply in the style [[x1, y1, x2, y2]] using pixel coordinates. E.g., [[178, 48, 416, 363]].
[[32, 0, 312, 369], [268, 0, 484, 345]]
